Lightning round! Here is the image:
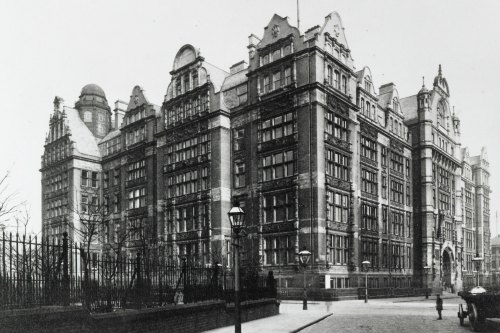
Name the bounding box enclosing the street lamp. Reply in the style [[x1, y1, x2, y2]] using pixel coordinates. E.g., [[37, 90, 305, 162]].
[[298, 247, 312, 310], [362, 261, 370, 303], [472, 257, 483, 287], [423, 266, 431, 299], [228, 202, 245, 333]]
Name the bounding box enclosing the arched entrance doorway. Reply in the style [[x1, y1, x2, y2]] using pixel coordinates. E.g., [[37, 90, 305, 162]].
[[442, 249, 452, 290]]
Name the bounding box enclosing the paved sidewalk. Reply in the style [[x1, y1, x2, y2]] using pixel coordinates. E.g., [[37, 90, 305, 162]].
[[203, 301, 332, 333]]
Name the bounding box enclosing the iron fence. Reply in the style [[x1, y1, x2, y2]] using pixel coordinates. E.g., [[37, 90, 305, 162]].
[[0, 232, 276, 312]]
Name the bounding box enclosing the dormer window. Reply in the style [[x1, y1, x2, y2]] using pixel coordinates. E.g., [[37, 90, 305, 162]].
[[364, 80, 370, 92]]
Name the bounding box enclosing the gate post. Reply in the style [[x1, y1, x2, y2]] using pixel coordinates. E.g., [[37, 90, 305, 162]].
[[62, 232, 70, 306]]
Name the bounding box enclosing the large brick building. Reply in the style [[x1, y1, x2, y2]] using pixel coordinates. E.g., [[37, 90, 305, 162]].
[[41, 11, 492, 292]]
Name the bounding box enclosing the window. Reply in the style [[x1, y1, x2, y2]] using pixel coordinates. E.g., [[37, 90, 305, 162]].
[[406, 213, 412, 237], [81, 170, 89, 187], [361, 136, 377, 161], [381, 147, 387, 166], [234, 128, 245, 151], [326, 190, 349, 223], [360, 98, 365, 114], [126, 126, 146, 146], [264, 235, 295, 265], [113, 168, 120, 186], [127, 160, 146, 181], [381, 175, 387, 199], [361, 203, 378, 231], [406, 185, 411, 205], [361, 168, 377, 195], [334, 70, 340, 89], [284, 67, 292, 86], [262, 112, 295, 142], [103, 172, 109, 189], [361, 238, 378, 267], [325, 111, 348, 141], [391, 211, 404, 236], [341, 75, 347, 94], [382, 206, 388, 233], [262, 150, 294, 181], [168, 169, 199, 197], [192, 70, 198, 88], [128, 217, 145, 241], [326, 149, 349, 181], [113, 193, 120, 213], [175, 205, 197, 232], [234, 162, 245, 188], [390, 180, 404, 204], [184, 73, 190, 92], [81, 194, 88, 213], [263, 75, 270, 93], [91, 172, 98, 188], [273, 71, 281, 90], [390, 152, 404, 174], [263, 192, 295, 223], [327, 66, 333, 85], [328, 234, 350, 265], [176, 77, 182, 96], [128, 187, 146, 209]]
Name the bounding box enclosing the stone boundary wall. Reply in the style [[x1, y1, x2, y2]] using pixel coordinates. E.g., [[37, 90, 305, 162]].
[[0, 299, 279, 333]]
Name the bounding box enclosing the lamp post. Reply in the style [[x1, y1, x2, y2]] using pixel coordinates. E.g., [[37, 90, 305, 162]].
[[424, 266, 431, 299], [472, 257, 483, 287], [362, 261, 370, 303], [298, 247, 312, 310], [228, 203, 245, 333]]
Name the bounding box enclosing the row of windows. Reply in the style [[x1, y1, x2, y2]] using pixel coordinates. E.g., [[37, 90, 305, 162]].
[[45, 172, 68, 193], [361, 238, 379, 267], [165, 134, 210, 164], [44, 143, 70, 165], [359, 97, 377, 120], [326, 66, 348, 94], [381, 243, 412, 269], [127, 160, 146, 181], [174, 70, 199, 97], [260, 66, 292, 94], [167, 167, 209, 197], [262, 111, 295, 142], [124, 109, 146, 126], [102, 137, 121, 156], [47, 198, 67, 218], [259, 44, 292, 66], [166, 93, 209, 126], [166, 204, 210, 233], [390, 180, 404, 204], [125, 126, 146, 146]]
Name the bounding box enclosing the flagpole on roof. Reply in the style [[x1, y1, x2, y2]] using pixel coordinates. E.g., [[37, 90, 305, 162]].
[[297, 0, 300, 31]]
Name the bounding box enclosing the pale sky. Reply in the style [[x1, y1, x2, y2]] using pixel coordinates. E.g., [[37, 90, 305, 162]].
[[1, 0, 499, 236]]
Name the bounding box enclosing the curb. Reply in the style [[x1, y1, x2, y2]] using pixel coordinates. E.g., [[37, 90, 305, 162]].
[[289, 313, 333, 333]]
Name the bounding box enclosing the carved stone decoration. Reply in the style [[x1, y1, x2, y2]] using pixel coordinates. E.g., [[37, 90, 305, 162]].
[[326, 177, 351, 191], [262, 177, 295, 191], [360, 121, 378, 139], [262, 221, 295, 233], [390, 139, 404, 153], [272, 24, 280, 38], [325, 134, 350, 151]]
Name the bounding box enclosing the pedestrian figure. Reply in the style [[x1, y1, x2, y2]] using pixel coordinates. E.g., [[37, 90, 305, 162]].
[[436, 294, 443, 320]]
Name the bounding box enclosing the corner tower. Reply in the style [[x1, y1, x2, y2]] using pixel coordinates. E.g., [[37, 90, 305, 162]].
[[75, 84, 112, 139]]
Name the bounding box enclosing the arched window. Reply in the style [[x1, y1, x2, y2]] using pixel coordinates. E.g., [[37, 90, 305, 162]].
[[327, 65, 333, 86]]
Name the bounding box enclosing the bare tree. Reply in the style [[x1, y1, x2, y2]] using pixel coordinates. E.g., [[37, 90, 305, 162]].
[[14, 203, 31, 235], [0, 170, 23, 230]]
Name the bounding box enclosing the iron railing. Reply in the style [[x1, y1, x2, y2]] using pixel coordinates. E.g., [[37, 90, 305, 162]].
[[0, 232, 276, 312]]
